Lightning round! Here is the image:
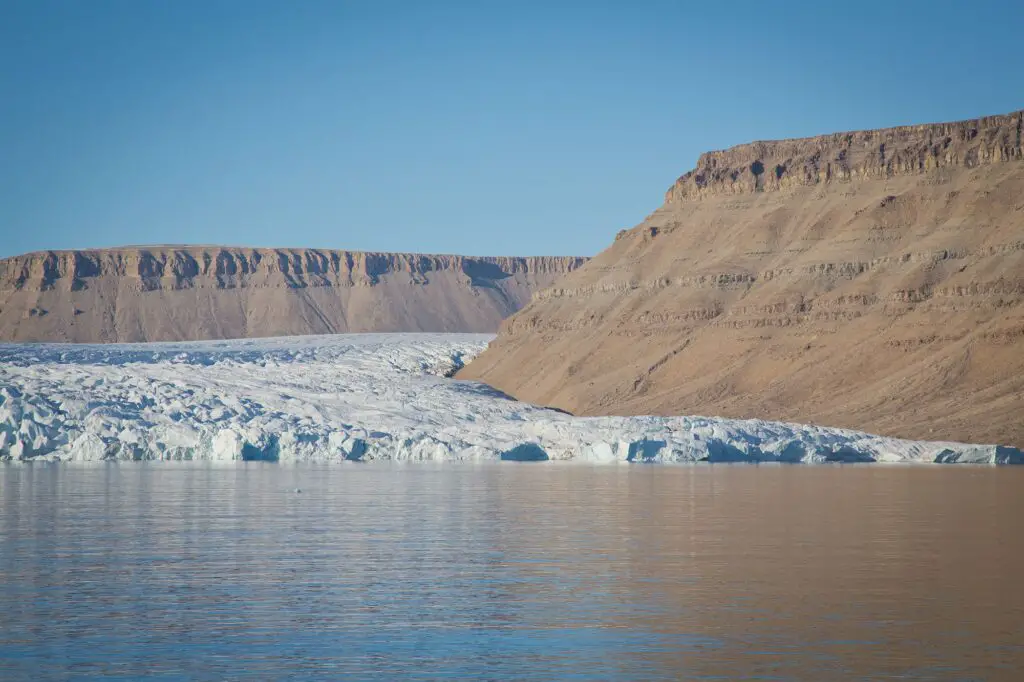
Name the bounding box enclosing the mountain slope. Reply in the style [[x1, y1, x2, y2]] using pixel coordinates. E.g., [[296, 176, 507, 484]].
[[460, 110, 1024, 447], [0, 247, 585, 342]]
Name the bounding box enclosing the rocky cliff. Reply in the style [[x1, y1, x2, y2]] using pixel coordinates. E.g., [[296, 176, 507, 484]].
[[0, 247, 586, 342], [666, 110, 1022, 201], [461, 110, 1024, 447]]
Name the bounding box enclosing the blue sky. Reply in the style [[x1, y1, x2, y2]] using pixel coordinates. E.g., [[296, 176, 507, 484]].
[[2, 0, 1022, 258]]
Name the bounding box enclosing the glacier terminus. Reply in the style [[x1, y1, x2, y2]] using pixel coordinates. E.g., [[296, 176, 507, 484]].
[[1, 334, 1020, 464]]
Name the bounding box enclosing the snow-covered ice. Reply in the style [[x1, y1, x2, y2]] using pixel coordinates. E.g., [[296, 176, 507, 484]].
[[1, 333, 1020, 464]]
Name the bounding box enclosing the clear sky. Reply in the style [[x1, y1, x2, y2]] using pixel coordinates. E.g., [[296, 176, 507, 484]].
[[2, 0, 1022, 259]]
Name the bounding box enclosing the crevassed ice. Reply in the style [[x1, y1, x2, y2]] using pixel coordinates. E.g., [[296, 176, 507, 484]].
[[0, 333, 1020, 464]]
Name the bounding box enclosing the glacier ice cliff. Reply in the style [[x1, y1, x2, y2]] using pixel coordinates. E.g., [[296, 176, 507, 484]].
[[0, 334, 1020, 464]]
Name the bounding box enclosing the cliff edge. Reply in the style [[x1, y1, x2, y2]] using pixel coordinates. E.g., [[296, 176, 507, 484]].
[[460, 110, 1024, 447], [0, 247, 586, 342]]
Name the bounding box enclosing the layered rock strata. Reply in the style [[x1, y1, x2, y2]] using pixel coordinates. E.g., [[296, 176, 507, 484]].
[[461, 110, 1024, 447], [0, 247, 586, 342]]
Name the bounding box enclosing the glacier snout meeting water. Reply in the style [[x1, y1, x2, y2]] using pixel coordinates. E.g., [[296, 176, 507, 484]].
[[0, 334, 1020, 464]]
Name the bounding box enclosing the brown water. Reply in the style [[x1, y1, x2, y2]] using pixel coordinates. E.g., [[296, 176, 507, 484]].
[[1, 463, 1022, 680]]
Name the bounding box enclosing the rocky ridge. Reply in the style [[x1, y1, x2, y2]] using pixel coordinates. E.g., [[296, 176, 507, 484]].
[[0, 247, 586, 342], [667, 110, 1022, 200], [461, 110, 1024, 447]]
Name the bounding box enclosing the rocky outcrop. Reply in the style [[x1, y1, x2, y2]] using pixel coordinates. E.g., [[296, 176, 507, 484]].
[[0, 247, 586, 342], [667, 110, 1022, 201], [461, 110, 1024, 448]]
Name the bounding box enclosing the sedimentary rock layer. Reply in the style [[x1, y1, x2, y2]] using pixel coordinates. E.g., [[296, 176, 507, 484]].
[[0, 247, 586, 342], [461, 110, 1024, 447]]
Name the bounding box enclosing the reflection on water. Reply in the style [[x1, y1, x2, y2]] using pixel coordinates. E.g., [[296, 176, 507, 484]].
[[1, 464, 1022, 680]]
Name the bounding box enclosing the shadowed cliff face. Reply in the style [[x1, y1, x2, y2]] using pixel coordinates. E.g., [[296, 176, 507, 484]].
[[461, 110, 1024, 448], [0, 247, 586, 342]]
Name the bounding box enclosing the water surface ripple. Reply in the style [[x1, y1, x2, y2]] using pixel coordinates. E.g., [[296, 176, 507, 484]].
[[1, 464, 1022, 680]]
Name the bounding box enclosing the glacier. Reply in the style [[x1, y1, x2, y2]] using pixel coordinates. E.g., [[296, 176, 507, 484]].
[[0, 333, 1020, 464]]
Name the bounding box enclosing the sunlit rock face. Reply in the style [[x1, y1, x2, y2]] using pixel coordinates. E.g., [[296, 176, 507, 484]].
[[0, 247, 587, 342], [460, 110, 1024, 447]]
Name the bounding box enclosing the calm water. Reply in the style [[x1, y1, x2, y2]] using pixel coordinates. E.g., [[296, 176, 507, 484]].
[[1, 464, 1022, 681]]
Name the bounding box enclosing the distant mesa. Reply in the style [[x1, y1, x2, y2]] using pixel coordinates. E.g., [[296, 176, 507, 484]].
[[0, 246, 586, 343], [459, 109, 1024, 448]]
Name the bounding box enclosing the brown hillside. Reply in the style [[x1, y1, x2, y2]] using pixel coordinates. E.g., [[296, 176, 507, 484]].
[[460, 110, 1024, 447], [0, 247, 585, 342]]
